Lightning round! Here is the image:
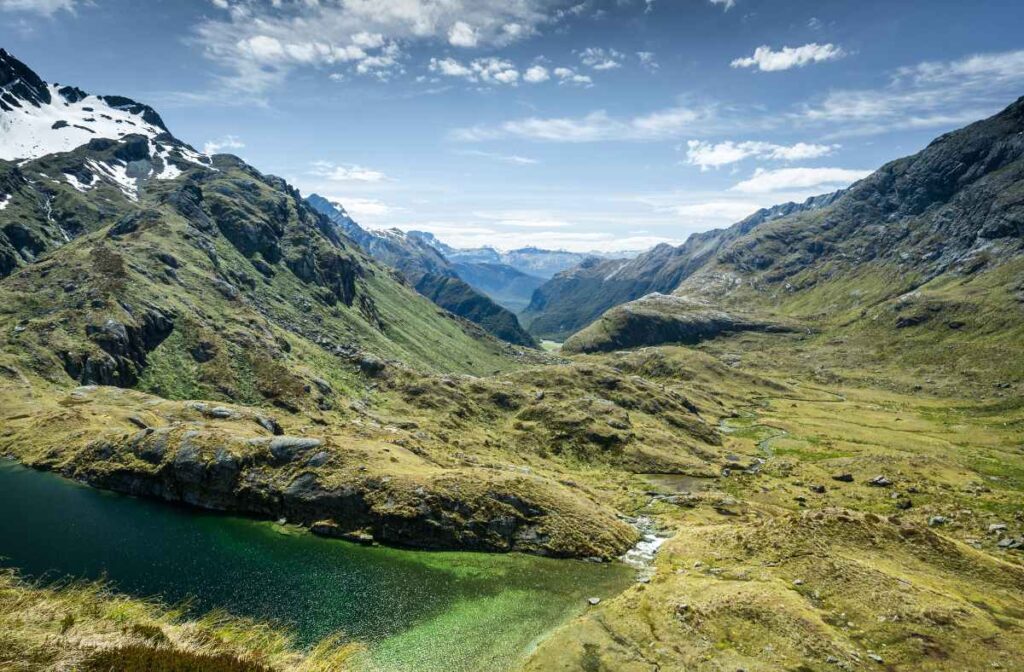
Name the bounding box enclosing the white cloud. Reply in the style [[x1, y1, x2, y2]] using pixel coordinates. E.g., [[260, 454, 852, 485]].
[[579, 47, 623, 71], [732, 167, 870, 193], [709, 0, 735, 10], [552, 66, 592, 86], [458, 150, 539, 165], [429, 56, 519, 85], [523, 65, 550, 83], [672, 200, 761, 221], [429, 57, 473, 78], [453, 105, 709, 142], [799, 49, 1024, 137], [203, 135, 245, 155], [637, 51, 659, 71], [311, 161, 388, 182], [447, 20, 478, 47], [328, 196, 396, 219], [732, 43, 845, 72], [0, 0, 76, 15], [474, 210, 574, 228], [685, 140, 837, 170], [194, 0, 568, 92]]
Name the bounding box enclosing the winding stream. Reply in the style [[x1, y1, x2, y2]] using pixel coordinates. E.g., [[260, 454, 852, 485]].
[[0, 460, 632, 671]]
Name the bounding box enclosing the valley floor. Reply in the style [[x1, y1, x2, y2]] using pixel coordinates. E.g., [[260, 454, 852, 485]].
[[1, 333, 1021, 671], [525, 336, 1024, 671]]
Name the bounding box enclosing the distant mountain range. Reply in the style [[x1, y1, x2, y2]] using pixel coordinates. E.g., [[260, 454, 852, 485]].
[[408, 232, 623, 279], [519, 194, 841, 341], [307, 194, 537, 347]]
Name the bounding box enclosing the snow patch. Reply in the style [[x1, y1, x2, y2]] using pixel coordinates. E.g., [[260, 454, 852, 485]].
[[603, 261, 629, 282], [64, 171, 95, 193], [0, 84, 166, 161], [86, 158, 138, 201], [148, 139, 206, 177], [0, 194, 10, 210]]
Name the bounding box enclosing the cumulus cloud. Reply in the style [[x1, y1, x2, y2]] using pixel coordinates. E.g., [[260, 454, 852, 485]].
[[709, 0, 735, 10], [429, 56, 519, 85], [311, 161, 388, 182], [447, 20, 478, 47], [579, 47, 623, 70], [194, 0, 565, 92], [685, 140, 837, 170], [0, 0, 76, 15], [552, 66, 592, 86], [523, 65, 550, 83], [203, 135, 246, 155], [732, 43, 845, 72], [731, 167, 870, 193], [671, 200, 761, 221]]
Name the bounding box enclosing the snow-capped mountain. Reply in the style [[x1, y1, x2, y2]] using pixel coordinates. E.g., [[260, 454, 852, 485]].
[[0, 48, 205, 166]]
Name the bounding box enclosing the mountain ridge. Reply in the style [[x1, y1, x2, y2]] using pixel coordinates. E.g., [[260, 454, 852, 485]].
[[521, 191, 842, 340], [563, 96, 1024, 375], [306, 193, 538, 347]]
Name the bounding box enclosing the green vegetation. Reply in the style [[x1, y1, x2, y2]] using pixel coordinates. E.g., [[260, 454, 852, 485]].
[[0, 570, 360, 672]]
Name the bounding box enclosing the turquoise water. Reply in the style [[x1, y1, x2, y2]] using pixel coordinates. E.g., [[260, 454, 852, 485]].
[[0, 460, 632, 671]]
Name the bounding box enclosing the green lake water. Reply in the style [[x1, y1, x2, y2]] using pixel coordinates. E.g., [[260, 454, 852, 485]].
[[0, 460, 632, 671]]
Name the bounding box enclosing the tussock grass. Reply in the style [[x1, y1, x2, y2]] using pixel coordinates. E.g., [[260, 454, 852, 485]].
[[0, 570, 361, 672]]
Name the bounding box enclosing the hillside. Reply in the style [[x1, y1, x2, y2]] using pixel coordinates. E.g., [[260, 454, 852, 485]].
[[563, 97, 1024, 380], [0, 49, 732, 562], [450, 261, 545, 313], [307, 194, 537, 347], [522, 194, 840, 341]]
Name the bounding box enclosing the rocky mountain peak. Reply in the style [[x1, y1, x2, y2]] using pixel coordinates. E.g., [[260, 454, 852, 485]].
[[0, 48, 52, 109], [0, 49, 173, 161]]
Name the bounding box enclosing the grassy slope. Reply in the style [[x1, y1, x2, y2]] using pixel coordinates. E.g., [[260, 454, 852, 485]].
[[524, 342, 1024, 671]]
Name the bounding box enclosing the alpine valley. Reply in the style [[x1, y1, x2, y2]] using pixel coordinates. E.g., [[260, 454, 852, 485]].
[[1, 34, 1023, 672]]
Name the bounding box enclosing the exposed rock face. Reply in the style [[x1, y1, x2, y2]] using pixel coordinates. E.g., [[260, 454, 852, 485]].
[[0, 48, 52, 109], [60, 425, 637, 559], [62, 308, 175, 386], [562, 294, 797, 354]]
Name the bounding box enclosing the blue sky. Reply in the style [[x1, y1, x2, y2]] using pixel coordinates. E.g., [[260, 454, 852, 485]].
[[3, 0, 1024, 252]]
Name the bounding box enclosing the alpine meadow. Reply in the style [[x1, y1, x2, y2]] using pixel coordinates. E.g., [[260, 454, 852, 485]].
[[0, 1, 1022, 671]]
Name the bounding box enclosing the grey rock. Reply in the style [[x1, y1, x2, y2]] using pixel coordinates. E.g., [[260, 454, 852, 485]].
[[269, 436, 322, 462]]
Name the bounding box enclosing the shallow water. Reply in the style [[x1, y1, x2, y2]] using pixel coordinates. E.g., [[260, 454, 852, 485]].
[[0, 460, 632, 671]]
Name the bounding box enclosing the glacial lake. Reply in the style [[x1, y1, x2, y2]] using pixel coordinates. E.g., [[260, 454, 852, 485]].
[[0, 460, 633, 671]]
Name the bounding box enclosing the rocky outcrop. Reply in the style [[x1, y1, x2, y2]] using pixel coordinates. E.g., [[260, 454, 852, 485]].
[[562, 293, 798, 354], [61, 308, 176, 386], [61, 425, 637, 559]]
